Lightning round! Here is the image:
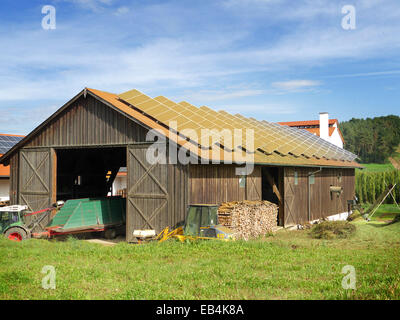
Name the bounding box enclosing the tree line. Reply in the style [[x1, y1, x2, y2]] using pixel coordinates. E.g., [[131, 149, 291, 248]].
[[341, 115, 400, 163]]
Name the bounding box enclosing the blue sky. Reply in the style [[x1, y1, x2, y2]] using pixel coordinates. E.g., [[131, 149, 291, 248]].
[[0, 0, 400, 134]]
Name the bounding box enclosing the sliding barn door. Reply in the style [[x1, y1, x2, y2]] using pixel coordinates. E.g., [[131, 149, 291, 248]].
[[126, 144, 169, 242], [18, 148, 56, 229]]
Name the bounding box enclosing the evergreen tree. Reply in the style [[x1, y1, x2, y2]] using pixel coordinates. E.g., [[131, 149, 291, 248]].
[[341, 115, 400, 163]]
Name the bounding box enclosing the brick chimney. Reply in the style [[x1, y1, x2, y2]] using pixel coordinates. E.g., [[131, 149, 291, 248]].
[[319, 112, 329, 141]]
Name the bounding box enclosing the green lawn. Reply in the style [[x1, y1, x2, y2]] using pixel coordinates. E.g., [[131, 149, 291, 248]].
[[1, 214, 400, 300], [359, 145, 400, 172], [363, 204, 400, 222], [358, 163, 394, 172]]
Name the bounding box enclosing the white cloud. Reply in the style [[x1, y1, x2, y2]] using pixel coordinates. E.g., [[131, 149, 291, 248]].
[[0, 0, 400, 132], [60, 0, 114, 12], [0, 17, 399, 103], [219, 103, 296, 116], [223, 0, 281, 7], [180, 89, 266, 102], [325, 70, 400, 79], [114, 6, 130, 16], [271, 80, 322, 92]]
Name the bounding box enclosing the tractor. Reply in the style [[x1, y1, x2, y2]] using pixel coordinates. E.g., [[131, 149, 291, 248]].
[[1, 197, 126, 241], [0, 203, 61, 241]]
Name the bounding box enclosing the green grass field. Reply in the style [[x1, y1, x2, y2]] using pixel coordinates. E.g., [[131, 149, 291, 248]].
[[358, 163, 394, 172], [364, 204, 400, 222], [359, 145, 400, 172], [1, 208, 400, 300]]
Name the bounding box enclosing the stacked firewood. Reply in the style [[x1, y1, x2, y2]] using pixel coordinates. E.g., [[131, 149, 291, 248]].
[[218, 200, 278, 240]]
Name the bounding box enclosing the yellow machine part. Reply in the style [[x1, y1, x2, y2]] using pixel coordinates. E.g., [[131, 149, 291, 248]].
[[157, 226, 184, 242], [156, 226, 233, 243]]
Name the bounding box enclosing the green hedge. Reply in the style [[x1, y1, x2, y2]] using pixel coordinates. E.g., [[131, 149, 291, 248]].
[[356, 169, 400, 204]]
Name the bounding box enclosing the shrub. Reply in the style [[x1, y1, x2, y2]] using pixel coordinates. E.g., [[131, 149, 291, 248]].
[[310, 221, 356, 240]]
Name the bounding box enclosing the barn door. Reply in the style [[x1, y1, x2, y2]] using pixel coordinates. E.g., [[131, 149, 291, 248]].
[[245, 167, 261, 201], [19, 148, 55, 229], [283, 168, 295, 226], [126, 144, 169, 242]]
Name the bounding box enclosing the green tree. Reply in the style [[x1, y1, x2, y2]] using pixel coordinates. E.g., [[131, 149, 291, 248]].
[[341, 115, 400, 163]]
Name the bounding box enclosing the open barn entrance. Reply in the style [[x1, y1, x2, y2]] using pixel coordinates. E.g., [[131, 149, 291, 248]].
[[55, 147, 126, 200], [53, 147, 127, 240], [261, 166, 284, 226]]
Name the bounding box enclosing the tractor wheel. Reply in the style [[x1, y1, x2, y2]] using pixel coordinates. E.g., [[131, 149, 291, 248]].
[[4, 227, 29, 242]]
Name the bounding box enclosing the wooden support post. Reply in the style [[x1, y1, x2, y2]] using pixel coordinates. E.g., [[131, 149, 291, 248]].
[[264, 169, 282, 203], [51, 148, 57, 205]]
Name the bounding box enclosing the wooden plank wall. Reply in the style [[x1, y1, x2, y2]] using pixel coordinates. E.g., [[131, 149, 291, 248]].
[[126, 144, 189, 241], [18, 149, 52, 211], [168, 163, 189, 229], [188, 164, 261, 204], [284, 167, 355, 226], [25, 95, 148, 148]]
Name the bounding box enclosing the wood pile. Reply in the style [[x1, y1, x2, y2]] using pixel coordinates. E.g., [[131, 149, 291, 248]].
[[218, 200, 278, 240]]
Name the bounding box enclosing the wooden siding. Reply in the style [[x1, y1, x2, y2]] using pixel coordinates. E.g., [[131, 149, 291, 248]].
[[17, 148, 55, 230], [25, 95, 148, 148], [188, 164, 262, 204], [126, 144, 188, 241], [284, 167, 355, 226]]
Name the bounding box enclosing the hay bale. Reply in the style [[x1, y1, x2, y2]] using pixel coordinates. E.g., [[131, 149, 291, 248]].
[[218, 200, 278, 240]]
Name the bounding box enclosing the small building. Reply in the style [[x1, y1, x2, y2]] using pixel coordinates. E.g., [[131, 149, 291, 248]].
[[112, 167, 127, 197], [278, 112, 345, 148], [0, 88, 360, 241], [0, 134, 25, 202]]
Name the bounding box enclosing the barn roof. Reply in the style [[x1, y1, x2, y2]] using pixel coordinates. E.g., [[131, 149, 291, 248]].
[[0, 133, 24, 154], [278, 119, 339, 127], [0, 155, 9, 177], [0, 88, 361, 168], [0, 134, 25, 177], [278, 119, 345, 143]]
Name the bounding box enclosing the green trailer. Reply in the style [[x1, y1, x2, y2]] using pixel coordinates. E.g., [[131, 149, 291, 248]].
[[46, 197, 126, 238]]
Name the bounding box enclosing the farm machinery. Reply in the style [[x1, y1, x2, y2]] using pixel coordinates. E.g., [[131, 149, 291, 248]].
[[0, 197, 125, 241], [134, 204, 235, 243], [1, 201, 233, 243], [0, 203, 63, 241]]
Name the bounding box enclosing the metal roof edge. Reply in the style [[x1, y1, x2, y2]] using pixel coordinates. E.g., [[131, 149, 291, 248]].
[[253, 162, 361, 169]]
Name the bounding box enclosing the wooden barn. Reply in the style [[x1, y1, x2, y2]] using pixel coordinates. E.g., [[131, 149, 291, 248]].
[[0, 88, 360, 241]]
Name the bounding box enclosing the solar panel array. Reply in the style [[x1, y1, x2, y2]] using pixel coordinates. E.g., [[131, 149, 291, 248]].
[[117, 89, 358, 163], [0, 135, 24, 154]]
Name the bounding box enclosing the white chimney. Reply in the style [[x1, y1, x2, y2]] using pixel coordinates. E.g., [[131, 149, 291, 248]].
[[319, 112, 329, 141]]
